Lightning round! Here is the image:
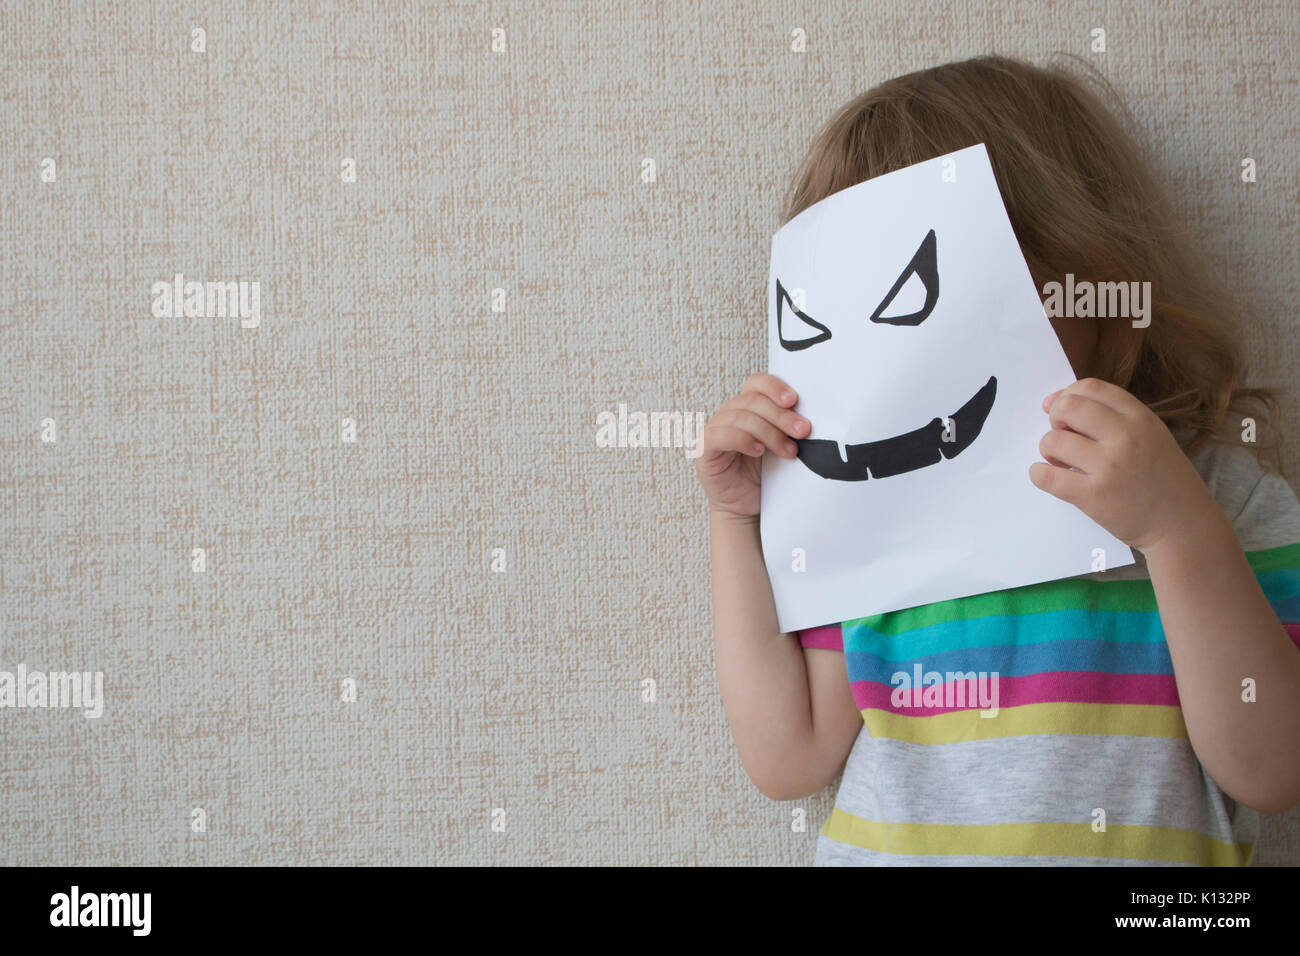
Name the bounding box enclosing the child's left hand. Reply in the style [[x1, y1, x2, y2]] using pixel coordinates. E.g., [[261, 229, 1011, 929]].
[[1029, 377, 1223, 554]]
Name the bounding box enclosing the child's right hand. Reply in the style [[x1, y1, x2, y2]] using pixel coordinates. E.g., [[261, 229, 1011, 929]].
[[695, 373, 811, 518]]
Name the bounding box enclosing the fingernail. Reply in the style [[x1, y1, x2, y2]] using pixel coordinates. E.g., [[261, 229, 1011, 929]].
[[780, 390, 796, 404]]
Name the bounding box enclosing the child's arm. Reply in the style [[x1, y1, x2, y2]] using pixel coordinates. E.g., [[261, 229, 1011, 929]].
[[1142, 506, 1300, 813], [710, 510, 862, 800], [697, 373, 862, 800], [1032, 377, 1300, 813]]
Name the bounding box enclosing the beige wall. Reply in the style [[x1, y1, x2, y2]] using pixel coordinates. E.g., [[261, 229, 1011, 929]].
[[1, 0, 1297, 865]]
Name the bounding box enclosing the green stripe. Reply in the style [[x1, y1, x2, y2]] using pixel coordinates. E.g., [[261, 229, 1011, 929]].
[[1247, 540, 1300, 574], [846, 577, 1155, 635], [844, 541, 1300, 636]]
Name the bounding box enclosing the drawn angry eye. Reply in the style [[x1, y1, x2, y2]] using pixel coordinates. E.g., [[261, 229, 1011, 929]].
[[776, 230, 939, 352], [870, 229, 938, 326], [775, 278, 831, 351]]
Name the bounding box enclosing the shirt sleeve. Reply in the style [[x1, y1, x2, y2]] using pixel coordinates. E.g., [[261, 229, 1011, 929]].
[[1227, 460, 1300, 645], [1231, 467, 1300, 545], [796, 622, 844, 651]]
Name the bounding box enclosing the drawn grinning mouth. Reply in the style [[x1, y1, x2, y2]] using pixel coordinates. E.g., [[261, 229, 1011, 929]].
[[797, 376, 997, 480]]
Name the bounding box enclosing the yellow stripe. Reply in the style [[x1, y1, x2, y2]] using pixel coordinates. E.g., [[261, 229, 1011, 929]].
[[823, 809, 1252, 865], [862, 702, 1187, 744]]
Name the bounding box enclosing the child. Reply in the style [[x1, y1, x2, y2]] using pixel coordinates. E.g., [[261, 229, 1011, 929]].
[[697, 55, 1300, 865]]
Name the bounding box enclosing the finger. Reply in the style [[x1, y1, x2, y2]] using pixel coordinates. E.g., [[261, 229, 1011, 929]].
[[723, 408, 798, 458], [1046, 391, 1126, 442], [733, 391, 811, 440], [700, 424, 766, 459], [1046, 377, 1140, 415], [743, 372, 799, 408], [1029, 460, 1091, 508], [1039, 428, 1103, 473]]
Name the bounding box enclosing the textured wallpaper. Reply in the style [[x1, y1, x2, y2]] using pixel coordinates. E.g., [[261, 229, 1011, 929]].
[[1, 0, 1297, 865]]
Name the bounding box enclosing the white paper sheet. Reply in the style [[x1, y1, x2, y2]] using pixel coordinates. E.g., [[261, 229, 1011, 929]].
[[760, 143, 1134, 633]]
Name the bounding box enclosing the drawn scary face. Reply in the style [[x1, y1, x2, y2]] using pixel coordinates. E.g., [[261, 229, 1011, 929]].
[[775, 228, 997, 481], [760, 144, 1135, 631]]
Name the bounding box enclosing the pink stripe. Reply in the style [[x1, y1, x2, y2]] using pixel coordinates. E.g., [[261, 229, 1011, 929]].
[[1285, 623, 1300, 646], [851, 671, 1181, 715], [797, 624, 843, 650]]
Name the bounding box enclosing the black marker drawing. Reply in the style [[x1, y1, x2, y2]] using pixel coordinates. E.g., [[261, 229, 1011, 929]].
[[796, 376, 997, 480], [871, 228, 938, 326], [776, 228, 998, 480], [776, 278, 832, 350]]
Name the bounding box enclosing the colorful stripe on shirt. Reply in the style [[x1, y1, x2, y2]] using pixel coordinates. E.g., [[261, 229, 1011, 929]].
[[797, 540, 1300, 866], [800, 541, 1300, 744]]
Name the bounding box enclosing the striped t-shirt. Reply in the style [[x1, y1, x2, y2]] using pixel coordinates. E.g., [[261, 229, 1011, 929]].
[[797, 441, 1300, 866]]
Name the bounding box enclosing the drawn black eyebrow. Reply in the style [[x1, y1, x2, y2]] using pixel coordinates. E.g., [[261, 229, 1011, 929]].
[[870, 229, 938, 326], [776, 278, 831, 351]]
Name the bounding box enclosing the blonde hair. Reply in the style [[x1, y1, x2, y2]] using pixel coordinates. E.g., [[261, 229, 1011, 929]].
[[782, 54, 1279, 470]]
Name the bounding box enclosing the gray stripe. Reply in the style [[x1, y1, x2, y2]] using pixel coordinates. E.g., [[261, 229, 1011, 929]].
[[829, 727, 1254, 842]]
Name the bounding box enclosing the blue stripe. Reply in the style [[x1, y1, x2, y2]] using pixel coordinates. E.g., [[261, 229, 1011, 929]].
[[1257, 566, 1300, 602], [1269, 595, 1300, 622], [843, 608, 1167, 660], [846, 637, 1174, 683]]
